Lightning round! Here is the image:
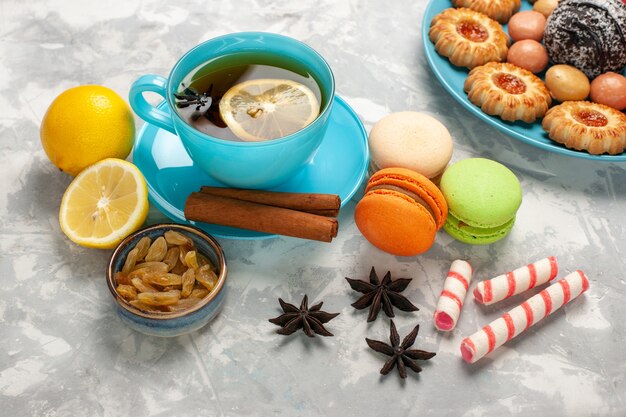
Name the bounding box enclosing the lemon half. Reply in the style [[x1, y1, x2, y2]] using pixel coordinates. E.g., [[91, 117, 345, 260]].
[[59, 159, 149, 249], [219, 79, 320, 142]]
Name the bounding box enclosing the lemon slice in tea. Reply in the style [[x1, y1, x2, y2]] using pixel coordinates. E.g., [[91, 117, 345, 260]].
[[219, 78, 320, 142], [59, 158, 149, 249]]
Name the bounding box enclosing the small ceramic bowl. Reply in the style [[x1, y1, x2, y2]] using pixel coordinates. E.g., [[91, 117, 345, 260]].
[[106, 223, 227, 337]]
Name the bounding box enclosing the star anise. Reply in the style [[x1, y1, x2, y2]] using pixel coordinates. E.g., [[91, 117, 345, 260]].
[[366, 320, 435, 379], [269, 294, 339, 337], [174, 84, 212, 111], [173, 84, 227, 127], [346, 267, 418, 322]]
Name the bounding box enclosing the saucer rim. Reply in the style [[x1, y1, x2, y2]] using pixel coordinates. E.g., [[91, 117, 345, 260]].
[[133, 95, 369, 240]]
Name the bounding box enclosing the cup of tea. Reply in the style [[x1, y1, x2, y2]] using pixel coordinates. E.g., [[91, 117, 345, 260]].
[[129, 32, 335, 189]]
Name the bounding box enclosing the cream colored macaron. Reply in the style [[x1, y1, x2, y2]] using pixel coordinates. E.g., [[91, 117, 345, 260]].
[[369, 112, 453, 179]]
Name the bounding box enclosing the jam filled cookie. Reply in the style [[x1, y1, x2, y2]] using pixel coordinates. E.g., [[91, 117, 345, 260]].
[[452, 0, 521, 23], [542, 101, 626, 155], [429, 8, 509, 69], [464, 62, 551, 123]]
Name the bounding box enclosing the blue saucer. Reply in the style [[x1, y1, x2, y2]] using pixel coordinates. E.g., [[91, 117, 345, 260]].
[[133, 95, 369, 240]]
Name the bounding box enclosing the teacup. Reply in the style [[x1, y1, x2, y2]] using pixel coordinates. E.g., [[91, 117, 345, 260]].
[[129, 32, 335, 189]]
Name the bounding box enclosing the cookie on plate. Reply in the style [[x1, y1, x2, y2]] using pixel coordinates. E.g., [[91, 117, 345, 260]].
[[542, 101, 626, 155], [429, 8, 509, 69], [464, 62, 552, 123], [452, 0, 521, 23], [544, 0, 626, 79]]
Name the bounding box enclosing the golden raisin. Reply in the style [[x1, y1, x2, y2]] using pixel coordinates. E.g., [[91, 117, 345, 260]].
[[196, 265, 218, 291], [135, 236, 152, 260], [131, 278, 159, 293], [137, 290, 181, 306], [164, 230, 193, 247], [185, 250, 200, 271], [142, 272, 183, 287], [163, 247, 180, 272], [191, 287, 210, 299], [121, 248, 139, 274], [117, 284, 137, 300], [131, 262, 169, 273], [145, 237, 167, 262], [116, 271, 131, 286], [181, 268, 195, 298], [167, 297, 202, 312]]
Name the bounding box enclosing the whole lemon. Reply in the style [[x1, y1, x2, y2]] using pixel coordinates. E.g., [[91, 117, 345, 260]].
[[40, 85, 135, 176]]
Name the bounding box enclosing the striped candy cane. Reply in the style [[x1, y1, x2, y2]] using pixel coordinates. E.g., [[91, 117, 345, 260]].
[[433, 260, 473, 331], [473, 256, 558, 305], [461, 270, 589, 363]]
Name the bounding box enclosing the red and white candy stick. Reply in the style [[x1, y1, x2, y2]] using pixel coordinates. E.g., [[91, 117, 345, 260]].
[[461, 270, 589, 363], [433, 260, 473, 331], [473, 256, 558, 305]]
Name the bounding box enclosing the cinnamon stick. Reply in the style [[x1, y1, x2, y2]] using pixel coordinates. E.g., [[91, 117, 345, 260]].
[[199, 187, 340, 217], [184, 192, 338, 242], [299, 208, 341, 217]]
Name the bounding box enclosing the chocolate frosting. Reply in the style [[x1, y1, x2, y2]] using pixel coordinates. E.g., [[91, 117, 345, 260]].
[[544, 0, 626, 79]]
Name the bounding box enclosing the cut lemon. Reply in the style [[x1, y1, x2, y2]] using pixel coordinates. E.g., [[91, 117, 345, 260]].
[[219, 78, 320, 142], [59, 158, 149, 249]]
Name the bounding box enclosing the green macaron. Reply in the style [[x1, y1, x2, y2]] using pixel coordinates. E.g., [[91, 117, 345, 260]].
[[440, 158, 522, 245]]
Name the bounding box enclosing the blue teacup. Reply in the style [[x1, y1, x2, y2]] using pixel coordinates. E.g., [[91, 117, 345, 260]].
[[129, 32, 335, 189]]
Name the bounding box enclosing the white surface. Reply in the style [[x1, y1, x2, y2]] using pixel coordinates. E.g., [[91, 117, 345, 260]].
[[1, 0, 625, 416]]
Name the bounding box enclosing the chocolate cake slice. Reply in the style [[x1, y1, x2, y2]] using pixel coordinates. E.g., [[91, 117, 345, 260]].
[[544, 0, 626, 79]]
